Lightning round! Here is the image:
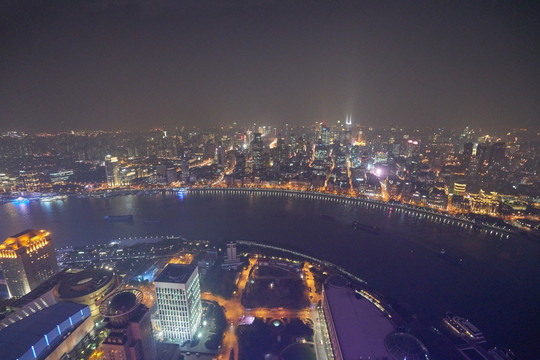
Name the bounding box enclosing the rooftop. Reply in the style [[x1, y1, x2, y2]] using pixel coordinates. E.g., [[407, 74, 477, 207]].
[[0, 229, 50, 251], [99, 289, 148, 327], [0, 302, 89, 360], [155, 263, 197, 284], [10, 269, 71, 308], [55, 268, 115, 299], [385, 332, 430, 360], [100, 289, 143, 318], [324, 278, 394, 359]]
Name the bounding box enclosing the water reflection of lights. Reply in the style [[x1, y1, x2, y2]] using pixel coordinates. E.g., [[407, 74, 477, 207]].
[[10, 198, 30, 215], [177, 189, 187, 200], [11, 197, 29, 204]]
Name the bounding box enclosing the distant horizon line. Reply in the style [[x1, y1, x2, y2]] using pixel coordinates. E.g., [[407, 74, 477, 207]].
[[1, 125, 537, 134]]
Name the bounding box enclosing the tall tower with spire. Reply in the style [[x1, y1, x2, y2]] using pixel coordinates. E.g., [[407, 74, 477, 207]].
[[344, 114, 352, 146]]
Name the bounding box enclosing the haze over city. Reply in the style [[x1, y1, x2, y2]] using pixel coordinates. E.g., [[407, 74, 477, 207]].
[[0, 2, 539, 360], [1, 0, 539, 131]]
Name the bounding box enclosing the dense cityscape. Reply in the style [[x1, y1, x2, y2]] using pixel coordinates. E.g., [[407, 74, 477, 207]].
[[1, 124, 539, 233], [1, 1, 539, 360], [0, 122, 538, 360]]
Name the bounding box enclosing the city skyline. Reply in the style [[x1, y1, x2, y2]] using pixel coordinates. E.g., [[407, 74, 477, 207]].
[[1, 0, 539, 131], [0, 2, 538, 359]]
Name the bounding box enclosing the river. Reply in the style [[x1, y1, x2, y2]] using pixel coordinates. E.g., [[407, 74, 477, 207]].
[[1, 191, 539, 357]]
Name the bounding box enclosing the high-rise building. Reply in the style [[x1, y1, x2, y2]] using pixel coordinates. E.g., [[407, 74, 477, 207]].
[[0, 230, 58, 298], [463, 142, 474, 158], [225, 242, 238, 262], [476, 143, 489, 172], [251, 132, 264, 175], [166, 167, 178, 184], [100, 289, 156, 360], [344, 114, 352, 146], [489, 142, 506, 167], [215, 145, 225, 167], [222, 242, 243, 270], [385, 176, 402, 200], [181, 150, 190, 183], [453, 183, 467, 196], [233, 153, 246, 178], [463, 142, 474, 169], [154, 264, 202, 343], [105, 155, 119, 187], [320, 122, 330, 146], [18, 170, 41, 191]]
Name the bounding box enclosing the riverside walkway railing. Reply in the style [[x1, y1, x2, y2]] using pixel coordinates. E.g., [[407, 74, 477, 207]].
[[235, 240, 367, 285], [187, 187, 515, 237]]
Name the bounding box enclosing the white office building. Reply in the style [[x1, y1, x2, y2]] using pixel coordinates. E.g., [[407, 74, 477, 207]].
[[154, 264, 202, 343]]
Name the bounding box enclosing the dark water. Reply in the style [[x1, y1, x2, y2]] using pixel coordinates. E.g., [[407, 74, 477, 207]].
[[1, 193, 539, 357]]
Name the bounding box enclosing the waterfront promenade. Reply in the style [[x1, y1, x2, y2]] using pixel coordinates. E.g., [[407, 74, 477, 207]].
[[188, 187, 515, 238]]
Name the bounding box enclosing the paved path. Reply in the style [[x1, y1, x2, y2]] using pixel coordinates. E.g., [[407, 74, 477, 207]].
[[202, 257, 333, 360]]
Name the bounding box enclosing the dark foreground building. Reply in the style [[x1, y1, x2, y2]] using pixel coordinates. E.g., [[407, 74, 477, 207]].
[[322, 275, 429, 360], [99, 289, 156, 360], [0, 302, 93, 360]]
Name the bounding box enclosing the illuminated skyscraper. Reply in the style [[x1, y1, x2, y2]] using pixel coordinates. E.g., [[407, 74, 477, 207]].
[[0, 230, 58, 298], [320, 122, 330, 146], [453, 183, 467, 196], [154, 264, 202, 343], [181, 151, 190, 183], [344, 114, 352, 146], [105, 155, 119, 187]]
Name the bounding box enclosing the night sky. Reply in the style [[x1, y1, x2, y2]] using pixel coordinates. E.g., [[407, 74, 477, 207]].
[[1, 0, 539, 131]]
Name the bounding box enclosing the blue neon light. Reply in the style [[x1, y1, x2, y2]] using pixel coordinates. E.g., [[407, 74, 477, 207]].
[[11, 197, 29, 204], [45, 334, 49, 346], [31, 345, 37, 358]]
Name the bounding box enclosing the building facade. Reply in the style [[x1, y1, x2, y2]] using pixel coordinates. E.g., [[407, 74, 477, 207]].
[[105, 155, 120, 187], [154, 264, 202, 343], [0, 230, 58, 298], [251, 133, 264, 175]]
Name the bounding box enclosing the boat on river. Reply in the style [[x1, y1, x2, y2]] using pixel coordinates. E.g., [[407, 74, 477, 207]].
[[352, 220, 379, 233], [144, 219, 162, 223], [104, 215, 133, 221], [438, 249, 463, 265], [443, 312, 486, 343]]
